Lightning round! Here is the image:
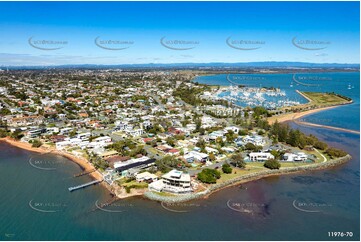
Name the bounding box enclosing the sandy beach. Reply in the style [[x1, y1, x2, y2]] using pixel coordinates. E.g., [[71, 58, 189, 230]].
[[267, 106, 337, 124], [0, 137, 103, 181]]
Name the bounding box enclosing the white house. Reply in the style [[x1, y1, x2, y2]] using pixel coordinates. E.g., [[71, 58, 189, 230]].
[[243, 135, 266, 146], [149, 169, 193, 194], [56, 140, 71, 150], [189, 151, 209, 162], [135, 172, 158, 182], [249, 152, 274, 161], [77, 132, 91, 141], [125, 128, 144, 137], [224, 126, 240, 134], [283, 152, 308, 162], [94, 136, 112, 143]]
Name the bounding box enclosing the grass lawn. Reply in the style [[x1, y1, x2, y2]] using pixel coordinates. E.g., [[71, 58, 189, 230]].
[[122, 181, 148, 189], [301, 92, 350, 105], [217, 166, 266, 183]]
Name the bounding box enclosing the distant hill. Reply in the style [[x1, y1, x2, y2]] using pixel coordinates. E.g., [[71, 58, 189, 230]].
[[3, 61, 359, 70]]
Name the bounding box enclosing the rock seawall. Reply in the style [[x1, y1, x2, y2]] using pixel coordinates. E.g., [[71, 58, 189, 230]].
[[144, 155, 351, 203]]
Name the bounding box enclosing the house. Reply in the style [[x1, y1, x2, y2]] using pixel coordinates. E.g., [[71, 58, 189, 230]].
[[59, 128, 73, 135], [94, 136, 112, 143], [249, 152, 274, 161], [56, 140, 71, 150], [221, 147, 236, 153], [26, 128, 43, 138], [168, 148, 180, 155], [77, 132, 91, 141], [241, 135, 266, 147], [283, 152, 308, 162], [189, 151, 209, 162], [205, 146, 219, 154], [125, 128, 144, 137], [7, 115, 44, 127], [99, 150, 118, 159], [149, 169, 193, 194], [135, 172, 158, 183], [46, 127, 59, 134], [50, 135, 66, 143], [183, 153, 195, 163], [114, 156, 155, 174], [224, 126, 240, 134]]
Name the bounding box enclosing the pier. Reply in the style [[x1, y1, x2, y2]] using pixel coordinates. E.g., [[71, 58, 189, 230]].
[[68, 179, 103, 192]]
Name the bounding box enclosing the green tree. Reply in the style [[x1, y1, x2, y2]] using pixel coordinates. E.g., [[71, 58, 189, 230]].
[[325, 147, 347, 158], [31, 139, 43, 148], [155, 156, 181, 173], [230, 153, 246, 168], [209, 152, 216, 161], [264, 159, 281, 169], [10, 130, 24, 140], [222, 163, 232, 174], [197, 168, 221, 184]]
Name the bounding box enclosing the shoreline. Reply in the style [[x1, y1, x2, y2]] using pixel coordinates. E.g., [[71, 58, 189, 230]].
[[0, 131, 354, 203], [0, 137, 110, 191], [267, 105, 338, 124], [144, 154, 352, 203]]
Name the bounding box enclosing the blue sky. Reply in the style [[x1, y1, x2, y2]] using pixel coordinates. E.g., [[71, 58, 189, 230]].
[[0, 1, 359, 66]]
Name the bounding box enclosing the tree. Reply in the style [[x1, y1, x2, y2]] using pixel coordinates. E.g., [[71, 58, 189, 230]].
[[222, 163, 232, 174], [264, 159, 281, 169], [209, 152, 216, 161], [166, 137, 176, 147], [244, 142, 261, 152], [225, 130, 235, 143], [0, 129, 8, 138], [155, 155, 181, 173], [0, 108, 11, 115], [31, 139, 43, 148], [197, 168, 221, 184], [230, 153, 246, 168], [325, 147, 347, 158], [314, 140, 328, 150], [10, 130, 23, 140]]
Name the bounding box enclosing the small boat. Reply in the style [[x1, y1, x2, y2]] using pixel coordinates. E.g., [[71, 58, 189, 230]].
[[347, 84, 352, 89]]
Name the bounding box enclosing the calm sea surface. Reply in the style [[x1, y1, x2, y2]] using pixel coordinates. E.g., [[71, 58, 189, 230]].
[[0, 72, 359, 240]]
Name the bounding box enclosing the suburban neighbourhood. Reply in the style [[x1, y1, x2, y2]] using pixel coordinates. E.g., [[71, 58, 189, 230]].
[[0, 69, 349, 197]]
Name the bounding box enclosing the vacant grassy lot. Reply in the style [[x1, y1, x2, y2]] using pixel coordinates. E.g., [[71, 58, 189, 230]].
[[302, 92, 350, 105]]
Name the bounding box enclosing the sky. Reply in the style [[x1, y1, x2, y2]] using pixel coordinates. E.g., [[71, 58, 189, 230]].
[[0, 1, 359, 66]]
